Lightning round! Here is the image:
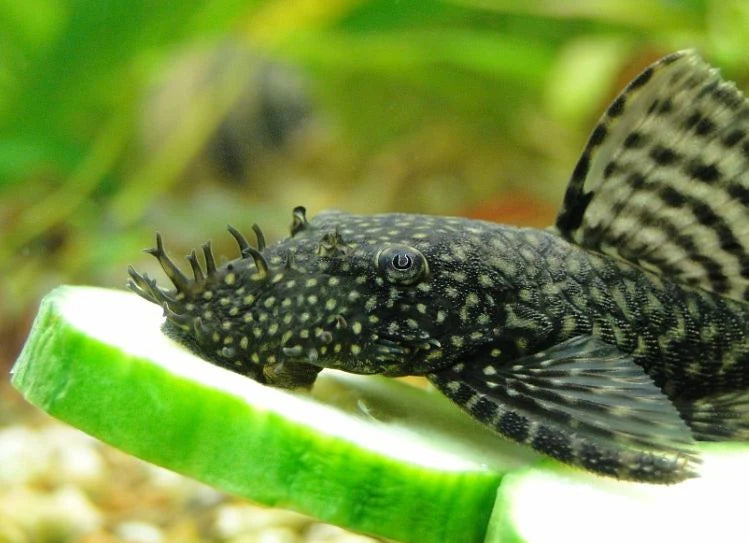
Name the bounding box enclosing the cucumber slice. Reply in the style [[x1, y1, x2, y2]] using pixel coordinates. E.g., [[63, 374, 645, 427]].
[[487, 444, 749, 543], [11, 286, 534, 543]]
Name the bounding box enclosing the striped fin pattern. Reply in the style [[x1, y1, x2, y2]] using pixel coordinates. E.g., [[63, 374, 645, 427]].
[[429, 336, 699, 483], [556, 51, 749, 302]]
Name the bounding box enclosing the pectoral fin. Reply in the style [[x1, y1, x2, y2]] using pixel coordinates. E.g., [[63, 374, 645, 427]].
[[428, 335, 699, 483]]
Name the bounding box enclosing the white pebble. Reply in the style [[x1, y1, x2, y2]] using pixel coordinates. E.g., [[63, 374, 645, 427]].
[[42, 426, 105, 488], [0, 484, 102, 540], [0, 424, 104, 490], [0, 426, 49, 486], [214, 504, 309, 538], [304, 523, 379, 542], [115, 521, 164, 543]]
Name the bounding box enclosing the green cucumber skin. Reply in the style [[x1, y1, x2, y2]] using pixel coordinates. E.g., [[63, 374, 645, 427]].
[[11, 287, 501, 543]]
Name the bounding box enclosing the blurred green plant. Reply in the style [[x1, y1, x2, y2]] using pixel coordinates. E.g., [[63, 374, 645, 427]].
[[1, 0, 748, 365]]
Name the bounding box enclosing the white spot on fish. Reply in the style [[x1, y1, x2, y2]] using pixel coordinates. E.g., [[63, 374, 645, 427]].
[[446, 381, 461, 393]]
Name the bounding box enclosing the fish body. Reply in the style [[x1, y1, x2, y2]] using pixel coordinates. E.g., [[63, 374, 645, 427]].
[[130, 51, 749, 483]]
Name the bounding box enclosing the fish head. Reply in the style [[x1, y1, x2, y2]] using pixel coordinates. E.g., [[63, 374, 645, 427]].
[[129, 206, 505, 380]]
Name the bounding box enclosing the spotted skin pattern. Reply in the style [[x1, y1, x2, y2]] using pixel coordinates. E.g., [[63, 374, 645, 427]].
[[130, 51, 749, 484]]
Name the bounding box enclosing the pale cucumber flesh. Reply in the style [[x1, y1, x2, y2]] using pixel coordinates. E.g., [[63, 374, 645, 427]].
[[488, 445, 749, 543]]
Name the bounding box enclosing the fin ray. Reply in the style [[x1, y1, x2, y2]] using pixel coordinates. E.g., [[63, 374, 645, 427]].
[[556, 51, 749, 302], [429, 336, 699, 483]]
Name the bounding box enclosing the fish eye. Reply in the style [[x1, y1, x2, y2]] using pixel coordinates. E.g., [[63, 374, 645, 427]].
[[375, 246, 428, 285]]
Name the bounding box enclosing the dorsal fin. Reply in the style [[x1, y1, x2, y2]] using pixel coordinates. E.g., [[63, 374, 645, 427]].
[[555, 51, 749, 302]]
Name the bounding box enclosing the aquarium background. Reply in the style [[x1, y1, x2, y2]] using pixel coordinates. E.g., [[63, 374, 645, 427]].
[[1, 1, 748, 540]]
